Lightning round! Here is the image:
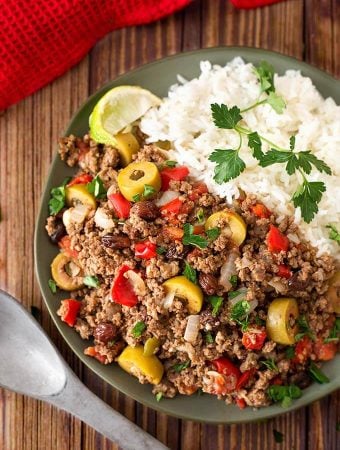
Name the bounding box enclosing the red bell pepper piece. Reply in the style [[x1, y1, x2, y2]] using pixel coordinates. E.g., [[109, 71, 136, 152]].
[[111, 265, 138, 307], [160, 197, 183, 215], [58, 235, 78, 258], [251, 203, 271, 219], [293, 336, 313, 364], [67, 173, 93, 187], [188, 182, 208, 201], [236, 368, 256, 390], [313, 338, 337, 361], [230, 0, 283, 9], [235, 398, 247, 409], [193, 224, 205, 235], [267, 225, 289, 253], [242, 327, 267, 350], [160, 166, 189, 191], [84, 346, 107, 364], [134, 241, 157, 259], [108, 193, 131, 219], [211, 357, 241, 393], [271, 376, 283, 385], [59, 299, 81, 327], [277, 264, 292, 279]]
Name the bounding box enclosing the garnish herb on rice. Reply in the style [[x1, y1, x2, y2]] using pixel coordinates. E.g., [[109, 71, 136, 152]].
[[326, 224, 340, 245]]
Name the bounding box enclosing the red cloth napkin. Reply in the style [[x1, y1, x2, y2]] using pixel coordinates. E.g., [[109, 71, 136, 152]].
[[0, 0, 191, 111]]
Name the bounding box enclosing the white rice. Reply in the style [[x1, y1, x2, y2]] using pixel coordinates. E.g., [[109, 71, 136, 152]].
[[140, 58, 340, 260]]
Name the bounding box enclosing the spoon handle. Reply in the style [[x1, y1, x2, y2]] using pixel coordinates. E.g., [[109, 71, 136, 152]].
[[48, 369, 168, 450]]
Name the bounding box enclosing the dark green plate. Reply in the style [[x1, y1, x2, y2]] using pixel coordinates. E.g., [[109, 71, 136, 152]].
[[35, 47, 340, 423]]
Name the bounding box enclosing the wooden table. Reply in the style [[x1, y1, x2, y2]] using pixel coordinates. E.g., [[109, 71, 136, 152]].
[[0, 0, 339, 449]]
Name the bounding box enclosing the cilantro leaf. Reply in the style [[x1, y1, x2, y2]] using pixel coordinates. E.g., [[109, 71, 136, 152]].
[[248, 132, 264, 160], [183, 261, 197, 284], [267, 384, 302, 407], [205, 331, 214, 344], [143, 184, 156, 199], [209, 149, 246, 184], [207, 295, 224, 317], [172, 360, 191, 372], [131, 321, 146, 338], [254, 61, 275, 94], [266, 92, 286, 114], [292, 181, 326, 223], [297, 151, 332, 175], [206, 227, 220, 240], [326, 224, 340, 245], [48, 279, 57, 294], [155, 392, 163, 402], [230, 300, 250, 331], [48, 178, 70, 215], [273, 429, 284, 443], [182, 223, 208, 248], [87, 175, 106, 199], [211, 104, 242, 129], [290, 136, 296, 150], [261, 359, 279, 372], [83, 275, 100, 288], [308, 362, 329, 384]]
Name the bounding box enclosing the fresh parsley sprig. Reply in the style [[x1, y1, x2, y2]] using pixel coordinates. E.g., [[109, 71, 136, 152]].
[[183, 261, 197, 283], [48, 178, 70, 215], [230, 299, 250, 331], [182, 223, 208, 248], [326, 224, 340, 245], [172, 360, 191, 372], [131, 321, 146, 338], [87, 175, 106, 199]]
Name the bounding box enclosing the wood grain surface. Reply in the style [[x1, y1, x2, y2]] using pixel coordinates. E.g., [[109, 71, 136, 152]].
[[0, 0, 339, 449]]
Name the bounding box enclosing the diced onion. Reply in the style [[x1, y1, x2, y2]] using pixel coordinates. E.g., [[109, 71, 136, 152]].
[[248, 299, 258, 313], [228, 287, 248, 307], [107, 184, 118, 197], [287, 233, 300, 244], [184, 315, 200, 343], [63, 204, 89, 228], [68, 261, 81, 277], [155, 190, 179, 207], [219, 252, 238, 291], [239, 256, 252, 269], [124, 270, 146, 296], [268, 279, 286, 293], [94, 207, 115, 230], [162, 290, 175, 309]]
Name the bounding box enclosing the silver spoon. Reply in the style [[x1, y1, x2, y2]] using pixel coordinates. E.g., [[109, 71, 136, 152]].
[[0, 290, 168, 450]]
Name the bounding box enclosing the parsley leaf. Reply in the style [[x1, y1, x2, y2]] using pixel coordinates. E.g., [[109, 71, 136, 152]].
[[132, 193, 141, 202], [267, 92, 286, 114], [48, 178, 70, 215], [248, 132, 264, 160], [254, 61, 275, 94], [308, 362, 329, 384], [297, 151, 332, 175], [165, 160, 177, 168], [207, 295, 224, 317], [143, 184, 156, 199], [155, 392, 163, 402], [292, 180, 326, 224], [182, 223, 208, 248], [205, 331, 214, 344], [156, 246, 166, 255], [324, 318, 340, 343], [228, 289, 245, 300], [86, 175, 106, 199], [229, 275, 238, 288], [230, 300, 250, 331], [83, 275, 100, 288], [211, 103, 242, 129], [196, 208, 205, 223], [208, 149, 246, 184], [183, 261, 197, 284], [48, 279, 57, 294], [131, 321, 146, 338], [261, 359, 279, 372], [267, 384, 302, 407], [172, 360, 191, 372], [259, 149, 298, 175], [206, 227, 220, 240], [290, 135, 296, 150], [326, 224, 340, 245], [273, 429, 284, 443], [295, 315, 316, 342], [285, 347, 295, 359]]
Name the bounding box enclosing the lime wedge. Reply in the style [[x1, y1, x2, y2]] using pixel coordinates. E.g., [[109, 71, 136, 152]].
[[89, 85, 161, 145]]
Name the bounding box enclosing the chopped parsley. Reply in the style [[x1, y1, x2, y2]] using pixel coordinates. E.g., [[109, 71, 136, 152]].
[[155, 392, 163, 402], [131, 321, 146, 338], [143, 184, 156, 199], [261, 359, 279, 372], [207, 295, 224, 317], [229, 275, 238, 288], [83, 275, 100, 288], [273, 429, 284, 444], [48, 178, 70, 215], [196, 208, 205, 223], [164, 160, 177, 168], [182, 223, 208, 248], [326, 224, 340, 245], [324, 318, 340, 343], [156, 246, 166, 255], [183, 261, 197, 284], [172, 360, 191, 372], [86, 175, 106, 199], [230, 300, 250, 331], [228, 289, 245, 300], [285, 347, 295, 360], [206, 227, 220, 240], [205, 331, 214, 344], [295, 315, 316, 342], [132, 193, 141, 202], [308, 362, 329, 384], [267, 384, 302, 408], [48, 279, 57, 294]]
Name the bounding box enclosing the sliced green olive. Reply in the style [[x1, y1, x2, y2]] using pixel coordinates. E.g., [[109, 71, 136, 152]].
[[326, 271, 340, 315], [51, 252, 84, 291], [117, 161, 161, 201], [163, 276, 203, 314], [117, 345, 164, 384], [114, 132, 140, 167], [266, 297, 299, 345], [65, 184, 96, 209], [205, 210, 247, 246]]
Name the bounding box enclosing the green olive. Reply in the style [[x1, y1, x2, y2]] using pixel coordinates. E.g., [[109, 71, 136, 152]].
[[205, 210, 247, 246], [65, 184, 96, 209], [266, 297, 299, 345], [114, 132, 140, 167], [117, 161, 161, 201], [51, 252, 84, 291], [326, 271, 340, 315], [163, 276, 203, 314]]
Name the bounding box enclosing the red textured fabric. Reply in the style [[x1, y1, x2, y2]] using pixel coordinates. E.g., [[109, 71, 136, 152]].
[[0, 0, 191, 110]]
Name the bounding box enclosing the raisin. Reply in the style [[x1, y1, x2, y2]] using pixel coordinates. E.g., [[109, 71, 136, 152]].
[[199, 273, 218, 295], [93, 323, 117, 344], [131, 201, 159, 220], [50, 221, 66, 244], [102, 234, 131, 249]]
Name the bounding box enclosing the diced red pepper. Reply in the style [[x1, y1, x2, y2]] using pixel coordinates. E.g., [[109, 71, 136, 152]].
[[67, 173, 93, 187], [160, 166, 189, 191], [84, 346, 107, 364], [193, 224, 205, 235], [251, 203, 271, 219], [293, 336, 313, 364], [235, 398, 247, 409], [277, 264, 292, 279], [134, 241, 157, 259], [58, 235, 78, 258], [108, 193, 131, 219], [242, 327, 267, 350], [162, 226, 184, 241], [59, 299, 81, 327], [160, 197, 183, 215], [313, 338, 337, 361], [211, 357, 241, 393], [236, 368, 256, 390], [188, 182, 208, 201], [267, 225, 289, 253], [111, 265, 138, 307], [271, 376, 283, 386], [230, 0, 283, 9]]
